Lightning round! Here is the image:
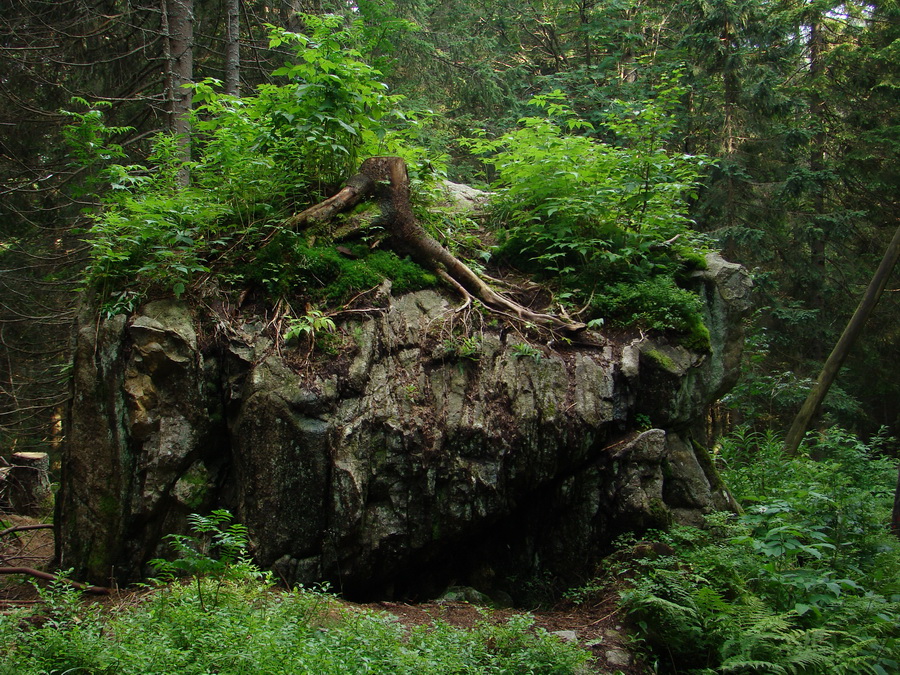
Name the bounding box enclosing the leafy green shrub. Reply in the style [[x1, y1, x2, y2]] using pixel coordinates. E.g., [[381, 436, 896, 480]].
[[609, 427, 900, 674], [468, 82, 708, 245], [256, 16, 405, 195], [283, 309, 337, 345], [150, 510, 267, 611], [465, 79, 714, 340]]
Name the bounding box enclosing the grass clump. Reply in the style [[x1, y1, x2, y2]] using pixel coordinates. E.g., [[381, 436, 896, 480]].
[[0, 512, 589, 675], [600, 427, 900, 674]]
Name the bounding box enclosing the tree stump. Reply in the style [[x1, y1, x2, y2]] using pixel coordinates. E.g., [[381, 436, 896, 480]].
[[5, 452, 52, 516]]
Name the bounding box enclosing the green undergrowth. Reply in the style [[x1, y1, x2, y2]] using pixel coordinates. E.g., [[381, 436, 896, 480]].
[[0, 580, 588, 675], [588, 427, 900, 674], [0, 579, 586, 675], [0, 513, 589, 675], [65, 15, 444, 317]]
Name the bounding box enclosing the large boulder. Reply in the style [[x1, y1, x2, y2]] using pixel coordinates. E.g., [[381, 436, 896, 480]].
[[59, 253, 751, 597]]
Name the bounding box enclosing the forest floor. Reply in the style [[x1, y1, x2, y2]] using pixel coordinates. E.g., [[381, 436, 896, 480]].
[[0, 515, 646, 674], [359, 596, 645, 674]]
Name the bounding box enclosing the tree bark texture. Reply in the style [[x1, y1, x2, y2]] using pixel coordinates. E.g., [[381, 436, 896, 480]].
[[721, 19, 739, 156], [224, 0, 240, 97], [807, 20, 827, 320]]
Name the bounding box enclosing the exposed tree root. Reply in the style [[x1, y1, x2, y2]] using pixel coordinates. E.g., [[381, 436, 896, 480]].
[[284, 173, 376, 230], [289, 157, 586, 337], [435, 268, 472, 313]]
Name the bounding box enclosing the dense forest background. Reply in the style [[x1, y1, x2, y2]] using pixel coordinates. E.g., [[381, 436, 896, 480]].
[[1, 0, 898, 453]]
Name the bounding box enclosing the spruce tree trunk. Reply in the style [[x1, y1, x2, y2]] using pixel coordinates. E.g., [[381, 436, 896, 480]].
[[225, 0, 240, 97], [808, 20, 827, 321], [163, 0, 193, 185], [720, 17, 739, 156]]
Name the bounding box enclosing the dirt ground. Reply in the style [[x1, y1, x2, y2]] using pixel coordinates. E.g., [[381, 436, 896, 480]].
[[361, 594, 647, 674], [0, 514, 54, 605], [1, 516, 646, 674]]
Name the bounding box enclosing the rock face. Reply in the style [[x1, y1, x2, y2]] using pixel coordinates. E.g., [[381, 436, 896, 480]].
[[58, 253, 751, 597]]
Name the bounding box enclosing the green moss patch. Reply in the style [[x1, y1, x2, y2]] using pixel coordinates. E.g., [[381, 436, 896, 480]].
[[238, 231, 437, 304]]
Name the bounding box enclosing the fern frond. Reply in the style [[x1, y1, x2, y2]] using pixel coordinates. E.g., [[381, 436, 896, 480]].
[[779, 645, 833, 673], [718, 657, 788, 674], [630, 593, 701, 623]]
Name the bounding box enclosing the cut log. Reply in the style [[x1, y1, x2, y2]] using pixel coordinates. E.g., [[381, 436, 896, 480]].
[[0, 523, 54, 541]]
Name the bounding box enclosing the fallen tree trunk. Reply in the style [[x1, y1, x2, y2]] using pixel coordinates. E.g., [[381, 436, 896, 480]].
[[288, 157, 586, 336], [0, 567, 110, 595], [784, 222, 900, 456], [0, 523, 53, 539]]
